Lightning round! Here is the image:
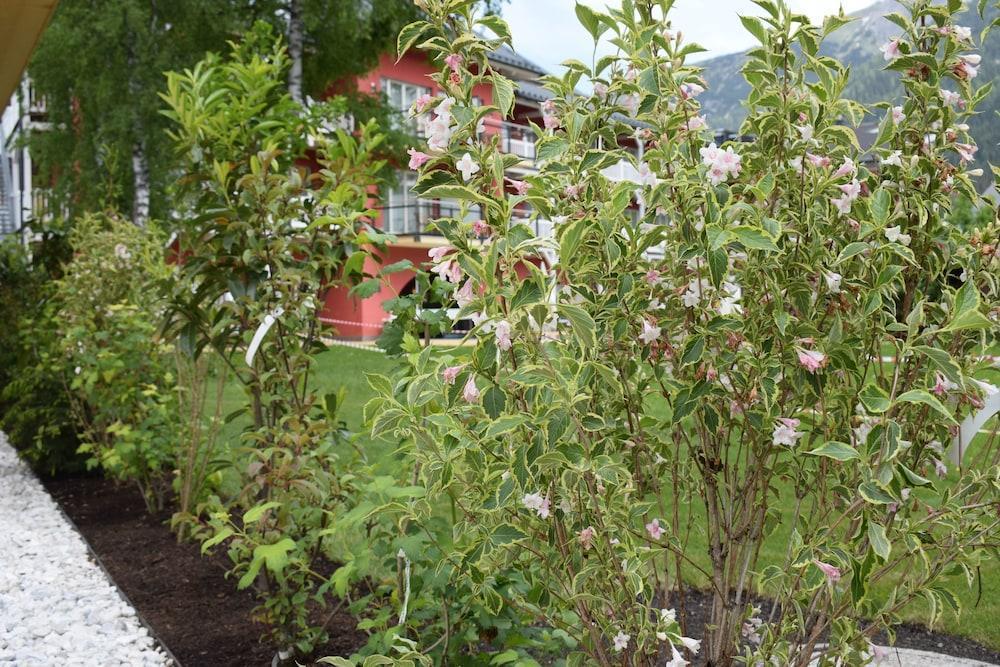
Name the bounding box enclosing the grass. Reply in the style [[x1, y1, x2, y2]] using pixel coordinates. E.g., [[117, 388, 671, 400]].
[[213, 344, 1000, 650]]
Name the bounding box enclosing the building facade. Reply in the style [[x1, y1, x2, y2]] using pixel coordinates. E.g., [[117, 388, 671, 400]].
[[319, 46, 556, 339]]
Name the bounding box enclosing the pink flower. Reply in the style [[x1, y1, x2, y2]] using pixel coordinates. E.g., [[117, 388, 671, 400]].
[[891, 106, 906, 124], [564, 184, 583, 198], [472, 220, 492, 237], [495, 319, 512, 351], [832, 195, 853, 216], [593, 82, 608, 99], [834, 158, 856, 179], [806, 153, 831, 168], [680, 82, 705, 98], [463, 375, 480, 403], [814, 559, 841, 583], [455, 279, 475, 308], [798, 349, 826, 374], [523, 492, 550, 519], [506, 178, 529, 196], [685, 115, 708, 132], [412, 94, 433, 115], [578, 526, 596, 551], [700, 143, 741, 185], [543, 113, 560, 130], [773, 418, 803, 447], [932, 373, 958, 396], [646, 518, 664, 540], [645, 269, 661, 286], [428, 245, 454, 262], [934, 458, 948, 478], [956, 143, 978, 163], [957, 55, 980, 79], [407, 148, 431, 170], [941, 89, 962, 107], [880, 39, 901, 61], [839, 180, 861, 200], [442, 364, 465, 385], [444, 53, 463, 73]]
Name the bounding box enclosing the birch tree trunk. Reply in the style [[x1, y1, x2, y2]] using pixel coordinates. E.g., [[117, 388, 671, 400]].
[[132, 139, 150, 227], [287, 0, 305, 105]]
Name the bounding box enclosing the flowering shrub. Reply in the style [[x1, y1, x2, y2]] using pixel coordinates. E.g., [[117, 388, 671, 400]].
[[366, 0, 1000, 664], [54, 213, 178, 511], [161, 24, 390, 659]]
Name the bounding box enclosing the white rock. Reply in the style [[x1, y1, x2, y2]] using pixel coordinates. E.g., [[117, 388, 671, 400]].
[[0, 433, 171, 666]]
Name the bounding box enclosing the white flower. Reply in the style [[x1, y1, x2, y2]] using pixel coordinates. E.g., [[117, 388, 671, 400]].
[[954, 26, 972, 41], [884, 226, 911, 246], [941, 89, 962, 107], [660, 608, 677, 624], [678, 637, 701, 654], [640, 320, 662, 345], [881, 150, 903, 168], [825, 271, 842, 293], [666, 644, 689, 667], [796, 125, 814, 141], [456, 153, 480, 182], [114, 243, 132, 261], [522, 492, 550, 519], [718, 296, 743, 316], [613, 631, 630, 652], [772, 418, 803, 447], [637, 162, 658, 188], [891, 106, 906, 123]]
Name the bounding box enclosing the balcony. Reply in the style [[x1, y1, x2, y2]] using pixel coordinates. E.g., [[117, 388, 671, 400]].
[[484, 119, 537, 162], [381, 199, 554, 241]]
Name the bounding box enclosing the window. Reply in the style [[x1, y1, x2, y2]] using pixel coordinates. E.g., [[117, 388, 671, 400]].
[[383, 170, 482, 235], [384, 171, 418, 234], [381, 78, 431, 132]]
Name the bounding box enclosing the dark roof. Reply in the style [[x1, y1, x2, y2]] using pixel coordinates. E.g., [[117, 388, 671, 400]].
[[487, 43, 547, 77], [514, 80, 553, 103]]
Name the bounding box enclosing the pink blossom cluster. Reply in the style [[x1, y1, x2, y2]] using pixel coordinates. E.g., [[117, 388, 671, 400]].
[[699, 143, 742, 186]]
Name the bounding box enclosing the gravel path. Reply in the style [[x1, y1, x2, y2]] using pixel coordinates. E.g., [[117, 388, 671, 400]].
[[0, 433, 170, 666]]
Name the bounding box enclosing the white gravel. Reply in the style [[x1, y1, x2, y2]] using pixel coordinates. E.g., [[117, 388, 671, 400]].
[[0, 433, 171, 666]]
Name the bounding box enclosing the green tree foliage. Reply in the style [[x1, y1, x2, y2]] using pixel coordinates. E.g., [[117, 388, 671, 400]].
[[27, 0, 507, 225]]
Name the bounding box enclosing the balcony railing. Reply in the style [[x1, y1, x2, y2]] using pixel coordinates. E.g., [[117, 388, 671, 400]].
[[483, 119, 537, 161], [382, 200, 554, 240]]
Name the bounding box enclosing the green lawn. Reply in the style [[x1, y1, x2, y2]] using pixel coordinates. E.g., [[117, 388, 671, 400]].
[[214, 344, 1000, 650]]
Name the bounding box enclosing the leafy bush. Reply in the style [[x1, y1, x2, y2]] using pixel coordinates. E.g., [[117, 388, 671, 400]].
[[364, 1, 1000, 665], [161, 23, 391, 659], [53, 212, 178, 510], [0, 221, 82, 474]]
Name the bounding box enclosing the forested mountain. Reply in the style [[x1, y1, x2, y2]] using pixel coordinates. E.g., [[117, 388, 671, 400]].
[[698, 0, 999, 184]]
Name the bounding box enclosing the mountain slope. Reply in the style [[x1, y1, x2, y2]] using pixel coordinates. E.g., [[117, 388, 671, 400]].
[[698, 1, 999, 180]]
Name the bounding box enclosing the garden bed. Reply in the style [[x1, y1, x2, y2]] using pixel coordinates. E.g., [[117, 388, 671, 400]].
[[41, 472, 366, 666], [37, 471, 1000, 666]]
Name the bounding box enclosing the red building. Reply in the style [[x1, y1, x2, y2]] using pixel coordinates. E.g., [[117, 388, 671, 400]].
[[319, 45, 554, 340]]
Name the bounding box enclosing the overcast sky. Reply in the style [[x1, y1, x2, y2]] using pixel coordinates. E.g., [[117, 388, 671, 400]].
[[502, 0, 879, 73]]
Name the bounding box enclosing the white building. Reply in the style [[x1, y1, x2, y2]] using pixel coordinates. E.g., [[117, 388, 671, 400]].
[[1, 0, 60, 240], [1, 79, 45, 238]]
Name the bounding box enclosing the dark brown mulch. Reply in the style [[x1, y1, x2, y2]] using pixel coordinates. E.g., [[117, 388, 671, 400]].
[[40, 473, 1000, 666], [669, 588, 1000, 665], [41, 473, 366, 667]]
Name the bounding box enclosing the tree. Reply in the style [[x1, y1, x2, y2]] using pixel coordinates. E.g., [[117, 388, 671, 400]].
[[27, 0, 508, 224], [28, 0, 242, 224]]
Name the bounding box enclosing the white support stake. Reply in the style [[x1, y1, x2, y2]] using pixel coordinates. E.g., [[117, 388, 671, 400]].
[[245, 306, 284, 367], [949, 380, 1000, 466]]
